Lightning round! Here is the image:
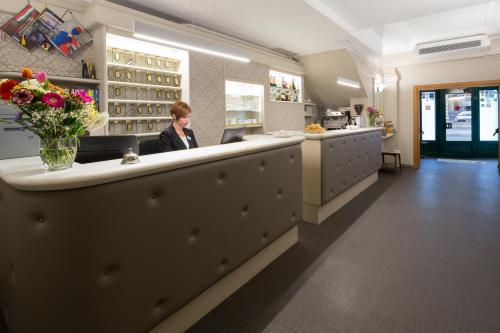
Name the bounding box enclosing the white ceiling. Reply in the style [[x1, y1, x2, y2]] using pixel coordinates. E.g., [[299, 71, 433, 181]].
[[316, 0, 493, 29], [107, 0, 500, 58], [109, 0, 360, 56]]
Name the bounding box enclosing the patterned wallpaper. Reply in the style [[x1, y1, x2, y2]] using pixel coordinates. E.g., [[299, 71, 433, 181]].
[[0, 10, 302, 146], [0, 11, 93, 78], [189, 52, 305, 146]]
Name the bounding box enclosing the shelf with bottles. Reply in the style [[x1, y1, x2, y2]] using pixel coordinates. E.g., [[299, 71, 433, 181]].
[[269, 86, 301, 92], [108, 118, 171, 136], [269, 70, 302, 103], [270, 88, 301, 103]]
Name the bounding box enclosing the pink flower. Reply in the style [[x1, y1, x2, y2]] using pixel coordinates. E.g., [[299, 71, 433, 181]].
[[367, 106, 376, 113], [42, 93, 64, 108], [71, 89, 93, 103], [34, 71, 48, 83], [12, 89, 34, 105]]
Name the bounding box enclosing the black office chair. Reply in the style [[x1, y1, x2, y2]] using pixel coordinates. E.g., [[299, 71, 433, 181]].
[[138, 136, 162, 155], [75, 135, 139, 163]]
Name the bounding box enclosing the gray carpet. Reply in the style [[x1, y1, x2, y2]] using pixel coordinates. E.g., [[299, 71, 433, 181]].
[[1, 159, 499, 332], [188, 159, 500, 333]]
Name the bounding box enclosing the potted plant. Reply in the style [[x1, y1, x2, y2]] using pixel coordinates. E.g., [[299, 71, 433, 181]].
[[0, 67, 107, 171]]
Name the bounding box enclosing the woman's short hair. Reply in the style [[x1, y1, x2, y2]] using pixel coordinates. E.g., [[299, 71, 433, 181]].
[[170, 101, 191, 119]]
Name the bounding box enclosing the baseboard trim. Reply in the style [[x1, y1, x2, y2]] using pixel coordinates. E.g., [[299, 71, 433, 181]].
[[149, 226, 299, 333], [303, 172, 378, 224]]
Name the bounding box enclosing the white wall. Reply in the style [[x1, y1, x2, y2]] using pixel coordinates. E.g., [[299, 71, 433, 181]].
[[384, 52, 500, 165]]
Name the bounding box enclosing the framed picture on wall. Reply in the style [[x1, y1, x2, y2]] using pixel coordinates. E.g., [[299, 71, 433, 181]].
[[0, 5, 41, 50], [44, 14, 92, 56], [30, 8, 64, 52]]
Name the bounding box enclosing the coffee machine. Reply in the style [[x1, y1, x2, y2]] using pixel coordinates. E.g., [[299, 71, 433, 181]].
[[352, 104, 364, 127], [323, 108, 349, 130]]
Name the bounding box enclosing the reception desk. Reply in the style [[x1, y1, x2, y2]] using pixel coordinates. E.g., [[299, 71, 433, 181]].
[[0, 135, 304, 333], [301, 128, 382, 224]]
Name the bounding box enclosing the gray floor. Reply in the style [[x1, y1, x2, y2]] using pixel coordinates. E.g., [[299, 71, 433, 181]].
[[1, 159, 499, 333], [188, 159, 500, 333]]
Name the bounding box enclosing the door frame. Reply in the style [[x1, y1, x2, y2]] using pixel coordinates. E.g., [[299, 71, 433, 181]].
[[413, 80, 500, 169]]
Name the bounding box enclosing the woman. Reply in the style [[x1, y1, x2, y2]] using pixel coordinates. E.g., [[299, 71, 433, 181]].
[[158, 101, 199, 152]]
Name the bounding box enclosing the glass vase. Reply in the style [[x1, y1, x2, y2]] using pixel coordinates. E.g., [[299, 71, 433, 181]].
[[39, 137, 77, 171], [368, 116, 376, 127]]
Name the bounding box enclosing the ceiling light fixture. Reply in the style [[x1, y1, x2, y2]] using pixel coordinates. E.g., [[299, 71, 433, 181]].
[[337, 77, 360, 89], [134, 21, 250, 63]]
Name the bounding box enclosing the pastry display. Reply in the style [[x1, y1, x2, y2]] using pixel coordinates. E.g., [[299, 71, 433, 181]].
[[304, 123, 326, 134]]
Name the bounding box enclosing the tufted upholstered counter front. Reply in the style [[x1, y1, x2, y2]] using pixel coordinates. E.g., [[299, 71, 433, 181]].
[[0, 135, 304, 333], [301, 128, 383, 224]]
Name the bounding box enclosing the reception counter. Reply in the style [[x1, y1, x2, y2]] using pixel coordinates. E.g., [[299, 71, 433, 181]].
[[301, 128, 382, 224], [0, 135, 304, 333]]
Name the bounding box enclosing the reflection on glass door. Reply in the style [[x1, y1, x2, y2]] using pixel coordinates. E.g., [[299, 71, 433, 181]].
[[445, 92, 472, 142], [421, 92, 436, 141], [479, 89, 498, 141]]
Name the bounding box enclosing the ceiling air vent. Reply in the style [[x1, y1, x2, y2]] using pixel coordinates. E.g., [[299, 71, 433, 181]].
[[415, 35, 490, 57]]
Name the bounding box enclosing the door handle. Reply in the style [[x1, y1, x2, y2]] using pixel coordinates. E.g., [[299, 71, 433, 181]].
[[494, 128, 499, 136], [420, 129, 424, 135]]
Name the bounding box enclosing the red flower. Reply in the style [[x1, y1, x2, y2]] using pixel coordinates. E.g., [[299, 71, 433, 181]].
[[41, 92, 64, 108], [0, 79, 18, 100], [12, 89, 34, 105]]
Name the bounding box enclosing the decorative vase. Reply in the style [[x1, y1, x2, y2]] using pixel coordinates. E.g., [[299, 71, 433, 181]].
[[39, 137, 77, 171], [368, 116, 376, 127]]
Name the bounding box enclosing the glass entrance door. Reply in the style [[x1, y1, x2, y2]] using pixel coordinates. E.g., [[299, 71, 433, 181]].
[[477, 88, 499, 157], [420, 87, 499, 159], [440, 90, 473, 157], [420, 91, 439, 157]]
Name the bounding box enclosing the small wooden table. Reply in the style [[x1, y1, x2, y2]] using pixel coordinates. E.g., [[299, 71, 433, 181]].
[[382, 150, 402, 171]]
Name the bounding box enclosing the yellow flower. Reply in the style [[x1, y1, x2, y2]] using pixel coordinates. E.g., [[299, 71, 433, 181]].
[[48, 83, 66, 96], [21, 67, 33, 79]]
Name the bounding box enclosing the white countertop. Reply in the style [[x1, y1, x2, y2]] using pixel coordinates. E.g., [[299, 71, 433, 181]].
[[269, 127, 383, 140], [0, 135, 304, 191]]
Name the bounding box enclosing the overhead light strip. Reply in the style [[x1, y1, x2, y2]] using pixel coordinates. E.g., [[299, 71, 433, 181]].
[[134, 21, 250, 63], [337, 77, 360, 89]]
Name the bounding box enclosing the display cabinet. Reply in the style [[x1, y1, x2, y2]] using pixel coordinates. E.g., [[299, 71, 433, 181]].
[[106, 46, 183, 136], [225, 80, 264, 127], [269, 70, 302, 103]]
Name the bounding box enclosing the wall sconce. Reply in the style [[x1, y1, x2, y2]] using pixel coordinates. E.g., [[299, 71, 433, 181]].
[[375, 82, 385, 93]]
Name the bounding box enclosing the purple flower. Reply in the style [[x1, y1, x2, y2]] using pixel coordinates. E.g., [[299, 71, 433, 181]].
[[14, 111, 23, 122], [367, 106, 376, 113], [12, 89, 34, 105]]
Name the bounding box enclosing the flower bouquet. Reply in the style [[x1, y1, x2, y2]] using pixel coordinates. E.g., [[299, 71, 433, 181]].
[[366, 106, 382, 127], [0, 68, 107, 170]]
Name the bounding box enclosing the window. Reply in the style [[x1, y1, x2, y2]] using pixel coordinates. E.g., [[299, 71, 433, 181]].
[[225, 81, 264, 127]]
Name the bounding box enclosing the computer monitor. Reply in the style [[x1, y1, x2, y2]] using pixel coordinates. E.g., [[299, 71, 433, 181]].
[[220, 127, 245, 144], [75, 135, 138, 164]]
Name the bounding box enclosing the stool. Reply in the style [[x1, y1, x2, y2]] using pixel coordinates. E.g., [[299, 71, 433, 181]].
[[381, 150, 402, 171]]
